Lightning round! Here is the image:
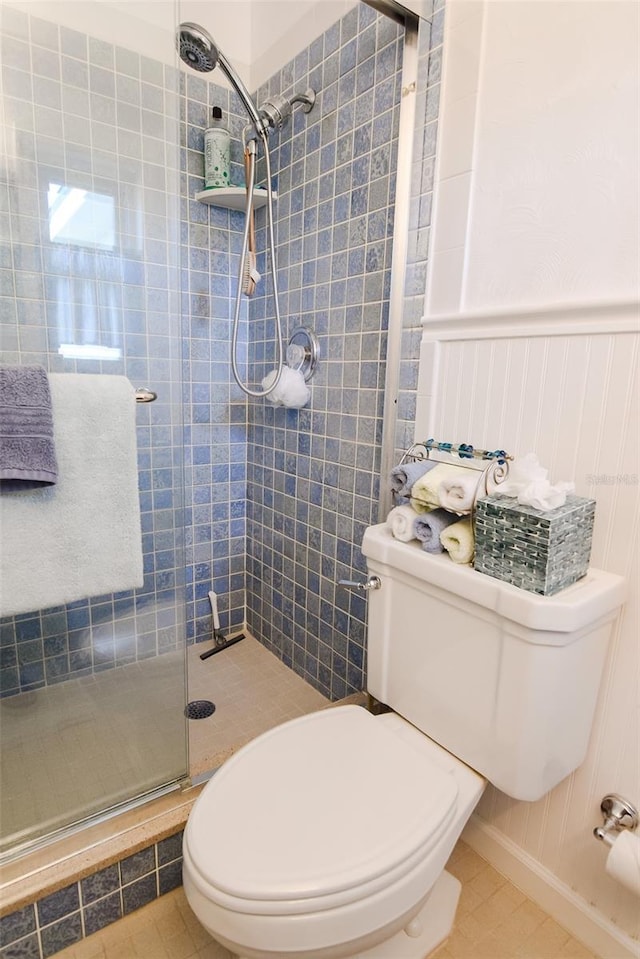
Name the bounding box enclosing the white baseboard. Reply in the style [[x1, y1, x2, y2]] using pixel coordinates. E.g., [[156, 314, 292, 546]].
[[462, 815, 640, 959]]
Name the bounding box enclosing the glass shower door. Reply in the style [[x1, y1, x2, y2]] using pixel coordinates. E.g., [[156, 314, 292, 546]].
[[0, 2, 188, 858]]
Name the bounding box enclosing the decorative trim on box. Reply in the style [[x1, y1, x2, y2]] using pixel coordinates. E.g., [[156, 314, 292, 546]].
[[0, 831, 183, 959]]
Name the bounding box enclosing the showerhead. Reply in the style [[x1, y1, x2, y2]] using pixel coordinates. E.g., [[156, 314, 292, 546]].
[[177, 21, 264, 135], [177, 22, 219, 73]]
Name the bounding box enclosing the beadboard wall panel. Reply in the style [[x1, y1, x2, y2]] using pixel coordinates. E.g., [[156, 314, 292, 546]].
[[415, 307, 639, 948]]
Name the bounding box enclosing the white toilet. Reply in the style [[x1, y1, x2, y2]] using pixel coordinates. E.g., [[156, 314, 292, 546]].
[[183, 523, 625, 959]]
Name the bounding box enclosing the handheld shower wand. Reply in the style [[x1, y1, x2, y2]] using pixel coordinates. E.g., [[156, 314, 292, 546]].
[[177, 22, 316, 398], [177, 23, 263, 138]]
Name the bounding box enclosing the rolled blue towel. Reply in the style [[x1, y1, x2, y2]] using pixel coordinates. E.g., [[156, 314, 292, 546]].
[[390, 459, 438, 498], [0, 365, 58, 491], [414, 508, 459, 553]]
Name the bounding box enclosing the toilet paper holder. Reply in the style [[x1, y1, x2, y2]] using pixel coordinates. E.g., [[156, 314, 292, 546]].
[[593, 794, 638, 846]]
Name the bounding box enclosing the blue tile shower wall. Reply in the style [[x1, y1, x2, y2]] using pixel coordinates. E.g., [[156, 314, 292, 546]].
[[245, 5, 405, 699], [180, 74, 252, 644], [0, 3, 444, 702], [0, 9, 245, 694], [0, 9, 185, 695]]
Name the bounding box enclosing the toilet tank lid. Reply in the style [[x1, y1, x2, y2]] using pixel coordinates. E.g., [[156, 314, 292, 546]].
[[362, 524, 626, 637], [186, 705, 458, 904]]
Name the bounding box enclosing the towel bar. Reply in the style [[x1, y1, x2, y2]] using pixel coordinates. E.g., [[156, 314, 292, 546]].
[[392, 438, 513, 517], [135, 387, 157, 403]]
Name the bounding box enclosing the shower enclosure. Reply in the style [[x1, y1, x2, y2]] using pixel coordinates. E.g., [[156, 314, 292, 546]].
[[0, 0, 441, 863], [0, 3, 189, 858]]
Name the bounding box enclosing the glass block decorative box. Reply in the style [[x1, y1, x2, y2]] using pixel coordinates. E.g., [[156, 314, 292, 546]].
[[474, 493, 596, 596]]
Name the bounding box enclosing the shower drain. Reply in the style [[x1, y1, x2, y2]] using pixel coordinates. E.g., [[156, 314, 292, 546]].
[[185, 700, 216, 720]]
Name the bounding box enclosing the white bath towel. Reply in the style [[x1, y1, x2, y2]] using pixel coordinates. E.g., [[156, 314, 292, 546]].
[[438, 469, 481, 514], [440, 518, 475, 565], [0, 374, 144, 616], [411, 463, 476, 512], [386, 504, 420, 542]]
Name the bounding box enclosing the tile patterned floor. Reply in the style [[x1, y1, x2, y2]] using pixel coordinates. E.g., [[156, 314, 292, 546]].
[[55, 842, 600, 959]]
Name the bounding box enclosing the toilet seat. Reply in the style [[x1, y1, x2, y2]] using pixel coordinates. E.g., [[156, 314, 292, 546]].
[[184, 705, 459, 915]]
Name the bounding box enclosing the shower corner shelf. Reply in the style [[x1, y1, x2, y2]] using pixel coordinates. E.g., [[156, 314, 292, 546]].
[[194, 186, 277, 211]]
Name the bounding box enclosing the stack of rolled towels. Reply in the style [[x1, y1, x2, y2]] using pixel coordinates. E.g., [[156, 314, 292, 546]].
[[387, 460, 477, 564]]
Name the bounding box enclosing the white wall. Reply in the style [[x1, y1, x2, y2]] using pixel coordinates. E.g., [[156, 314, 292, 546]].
[[1, 0, 359, 91], [419, 2, 640, 954], [250, 0, 357, 90], [426, 0, 640, 315]]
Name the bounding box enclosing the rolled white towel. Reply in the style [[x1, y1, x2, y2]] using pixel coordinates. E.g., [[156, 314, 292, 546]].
[[412, 463, 475, 511], [386, 504, 420, 542], [440, 518, 474, 564], [438, 469, 480, 513]]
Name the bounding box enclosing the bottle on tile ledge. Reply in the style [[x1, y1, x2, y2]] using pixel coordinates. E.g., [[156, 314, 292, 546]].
[[204, 106, 230, 188]]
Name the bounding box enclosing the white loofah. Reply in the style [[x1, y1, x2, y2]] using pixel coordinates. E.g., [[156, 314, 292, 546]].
[[261, 366, 310, 408]]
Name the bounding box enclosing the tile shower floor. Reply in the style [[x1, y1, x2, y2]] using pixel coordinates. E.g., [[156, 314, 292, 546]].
[[54, 841, 599, 959], [185, 633, 328, 776]]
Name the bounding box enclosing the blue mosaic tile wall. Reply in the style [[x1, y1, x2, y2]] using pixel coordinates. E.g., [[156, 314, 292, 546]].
[[0, 10, 248, 694], [0, 2, 443, 704], [0, 830, 183, 958], [180, 76, 253, 644], [0, 8, 188, 695], [245, 5, 405, 699]]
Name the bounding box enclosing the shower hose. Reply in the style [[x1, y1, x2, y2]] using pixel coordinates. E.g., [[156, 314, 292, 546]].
[[230, 131, 284, 398]]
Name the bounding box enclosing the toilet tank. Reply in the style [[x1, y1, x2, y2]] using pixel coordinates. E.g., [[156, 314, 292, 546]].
[[361, 524, 625, 802]]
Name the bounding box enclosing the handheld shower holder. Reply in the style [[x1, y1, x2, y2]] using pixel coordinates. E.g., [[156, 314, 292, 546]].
[[259, 88, 316, 135]]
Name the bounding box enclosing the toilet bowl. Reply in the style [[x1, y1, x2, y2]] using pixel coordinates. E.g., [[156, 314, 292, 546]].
[[183, 523, 625, 959], [183, 706, 485, 959]]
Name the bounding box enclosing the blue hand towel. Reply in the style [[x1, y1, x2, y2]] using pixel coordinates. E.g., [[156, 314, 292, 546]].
[[390, 459, 438, 498], [0, 365, 58, 491], [414, 508, 459, 553]]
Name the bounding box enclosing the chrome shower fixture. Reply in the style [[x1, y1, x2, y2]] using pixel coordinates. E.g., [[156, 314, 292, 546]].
[[177, 22, 263, 134], [177, 21, 218, 72], [177, 23, 315, 140], [258, 89, 316, 135], [176, 20, 317, 399]]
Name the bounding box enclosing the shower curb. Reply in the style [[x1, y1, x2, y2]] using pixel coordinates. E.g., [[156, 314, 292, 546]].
[[0, 828, 187, 959]]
